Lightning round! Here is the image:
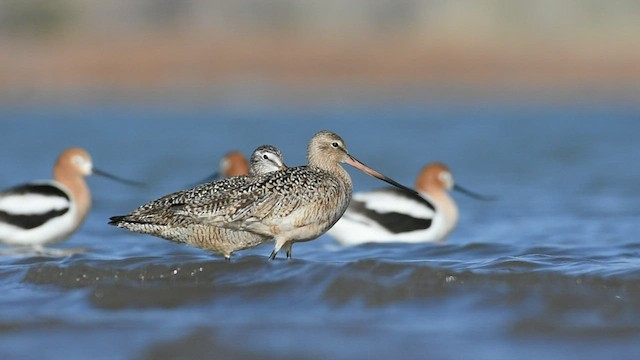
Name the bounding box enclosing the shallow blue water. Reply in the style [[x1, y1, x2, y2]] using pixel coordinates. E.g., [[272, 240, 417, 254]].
[[1, 98, 640, 359]]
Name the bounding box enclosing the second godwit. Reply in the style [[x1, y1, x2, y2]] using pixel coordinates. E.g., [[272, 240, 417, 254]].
[[172, 131, 418, 260], [0, 148, 140, 249], [109, 145, 287, 260], [328, 162, 492, 245]]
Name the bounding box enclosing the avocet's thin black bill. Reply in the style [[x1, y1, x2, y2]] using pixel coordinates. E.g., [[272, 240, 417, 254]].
[[344, 154, 418, 195], [93, 168, 145, 187], [453, 184, 496, 201]]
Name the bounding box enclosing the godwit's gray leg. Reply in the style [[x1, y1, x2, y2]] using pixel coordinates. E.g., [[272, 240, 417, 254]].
[[283, 242, 293, 259]]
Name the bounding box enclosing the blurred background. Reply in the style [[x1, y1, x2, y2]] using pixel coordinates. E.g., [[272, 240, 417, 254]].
[[1, 0, 639, 104], [2, 2, 640, 360]]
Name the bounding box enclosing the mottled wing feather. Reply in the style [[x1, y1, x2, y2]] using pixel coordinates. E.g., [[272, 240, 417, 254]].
[[119, 176, 251, 224], [173, 166, 346, 233]]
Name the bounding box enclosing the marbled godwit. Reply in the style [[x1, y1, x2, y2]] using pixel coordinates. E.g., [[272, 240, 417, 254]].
[[109, 145, 286, 260], [172, 131, 418, 260], [0, 148, 140, 248], [329, 162, 493, 245]]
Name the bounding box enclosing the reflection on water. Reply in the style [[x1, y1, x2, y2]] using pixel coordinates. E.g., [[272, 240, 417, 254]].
[[1, 100, 640, 360]]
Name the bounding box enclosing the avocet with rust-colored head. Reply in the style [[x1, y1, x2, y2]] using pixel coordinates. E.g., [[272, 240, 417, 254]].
[[0, 148, 140, 249], [328, 162, 492, 245], [218, 151, 250, 178], [171, 131, 418, 260], [192, 150, 251, 185]]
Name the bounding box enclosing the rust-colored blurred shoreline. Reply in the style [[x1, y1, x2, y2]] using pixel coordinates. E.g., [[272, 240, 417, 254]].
[[2, 33, 639, 102]]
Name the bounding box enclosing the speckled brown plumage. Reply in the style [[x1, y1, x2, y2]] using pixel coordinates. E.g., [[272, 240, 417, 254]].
[[111, 132, 414, 260], [172, 164, 352, 258], [173, 131, 415, 260], [109, 145, 286, 260]]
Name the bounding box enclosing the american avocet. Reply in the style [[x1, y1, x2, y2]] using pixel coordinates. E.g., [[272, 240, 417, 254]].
[[172, 131, 417, 260], [328, 162, 491, 245], [220, 151, 250, 177], [0, 148, 140, 249], [109, 145, 286, 260], [192, 150, 250, 185]]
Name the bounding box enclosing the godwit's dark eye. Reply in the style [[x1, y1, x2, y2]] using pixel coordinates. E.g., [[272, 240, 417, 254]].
[[263, 154, 269, 160], [332, 142, 339, 148]]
